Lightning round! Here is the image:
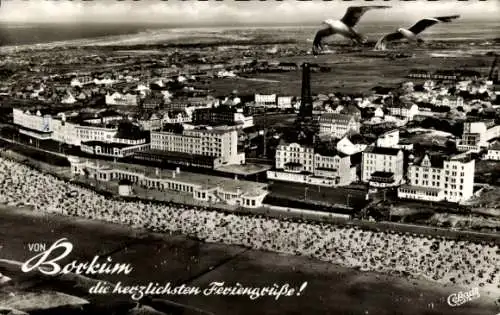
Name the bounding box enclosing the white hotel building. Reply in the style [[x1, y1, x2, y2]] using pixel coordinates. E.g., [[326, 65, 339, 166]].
[[457, 120, 500, 152], [150, 126, 245, 166], [398, 153, 475, 203], [361, 146, 404, 188], [267, 142, 357, 187], [13, 108, 146, 147]]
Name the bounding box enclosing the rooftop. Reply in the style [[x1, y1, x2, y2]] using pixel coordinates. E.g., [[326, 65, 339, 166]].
[[414, 153, 446, 168], [88, 160, 268, 196], [489, 141, 500, 151], [215, 163, 272, 176], [365, 146, 401, 156]]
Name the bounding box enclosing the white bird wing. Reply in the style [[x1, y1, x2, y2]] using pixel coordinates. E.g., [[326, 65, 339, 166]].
[[341, 6, 391, 28], [408, 15, 460, 35]]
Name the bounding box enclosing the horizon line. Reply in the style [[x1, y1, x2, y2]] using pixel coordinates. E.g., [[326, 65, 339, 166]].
[[0, 18, 498, 26]]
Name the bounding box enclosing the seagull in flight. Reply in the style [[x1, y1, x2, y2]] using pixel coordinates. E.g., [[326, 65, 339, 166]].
[[375, 15, 460, 51], [312, 6, 391, 55]]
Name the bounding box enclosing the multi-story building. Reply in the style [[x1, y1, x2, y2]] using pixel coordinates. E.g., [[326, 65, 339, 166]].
[[82, 111, 123, 125], [163, 111, 191, 124], [142, 94, 164, 109], [408, 69, 431, 80], [267, 142, 356, 187], [336, 134, 371, 156], [375, 129, 414, 151], [150, 126, 244, 167], [318, 113, 361, 138], [361, 146, 404, 187], [105, 92, 139, 106], [398, 153, 475, 203], [137, 113, 162, 131], [386, 102, 419, 121], [193, 106, 253, 129], [274, 142, 314, 173], [13, 109, 53, 140], [74, 124, 118, 145], [484, 141, 500, 160], [457, 120, 500, 152], [312, 148, 356, 186], [70, 76, 93, 87], [277, 96, 294, 109], [13, 108, 146, 147], [432, 95, 464, 108], [376, 129, 399, 148], [255, 94, 277, 107]]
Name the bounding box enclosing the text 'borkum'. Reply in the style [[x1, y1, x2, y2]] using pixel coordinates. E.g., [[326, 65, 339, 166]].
[[21, 238, 133, 276]]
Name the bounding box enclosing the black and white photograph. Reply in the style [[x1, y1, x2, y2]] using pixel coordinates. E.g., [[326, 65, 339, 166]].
[[0, 0, 499, 314]]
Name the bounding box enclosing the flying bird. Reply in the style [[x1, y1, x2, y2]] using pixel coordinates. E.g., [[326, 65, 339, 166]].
[[312, 6, 391, 55], [374, 15, 460, 51]]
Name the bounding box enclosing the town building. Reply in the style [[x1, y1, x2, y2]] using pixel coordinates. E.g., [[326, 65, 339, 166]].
[[254, 94, 277, 107], [82, 111, 123, 125], [457, 119, 500, 152], [149, 125, 245, 167], [73, 124, 118, 145], [105, 92, 139, 106], [162, 111, 191, 124], [361, 146, 404, 187], [193, 106, 253, 129], [375, 129, 414, 151], [432, 95, 464, 108], [386, 102, 419, 121], [485, 141, 500, 160], [70, 76, 93, 87], [13, 108, 147, 147], [398, 153, 475, 203], [13, 109, 53, 140], [277, 96, 294, 110], [69, 158, 268, 208], [137, 113, 162, 131], [274, 142, 314, 173], [267, 142, 356, 187], [408, 69, 432, 80], [81, 141, 150, 158], [277, 62, 298, 71], [336, 134, 372, 156], [142, 94, 164, 110], [318, 113, 361, 138]]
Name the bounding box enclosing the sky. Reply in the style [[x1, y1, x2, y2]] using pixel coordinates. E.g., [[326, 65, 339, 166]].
[[0, 0, 498, 25]]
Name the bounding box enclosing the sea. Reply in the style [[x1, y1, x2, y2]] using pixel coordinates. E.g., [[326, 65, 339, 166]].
[[0, 20, 499, 53]]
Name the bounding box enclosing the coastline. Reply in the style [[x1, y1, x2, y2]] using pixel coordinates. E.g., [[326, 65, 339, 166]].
[[0, 205, 498, 314], [0, 155, 499, 306]]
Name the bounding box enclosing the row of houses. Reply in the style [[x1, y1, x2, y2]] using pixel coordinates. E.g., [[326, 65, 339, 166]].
[[268, 128, 474, 204], [408, 69, 481, 81], [254, 94, 296, 109], [13, 107, 246, 168]]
